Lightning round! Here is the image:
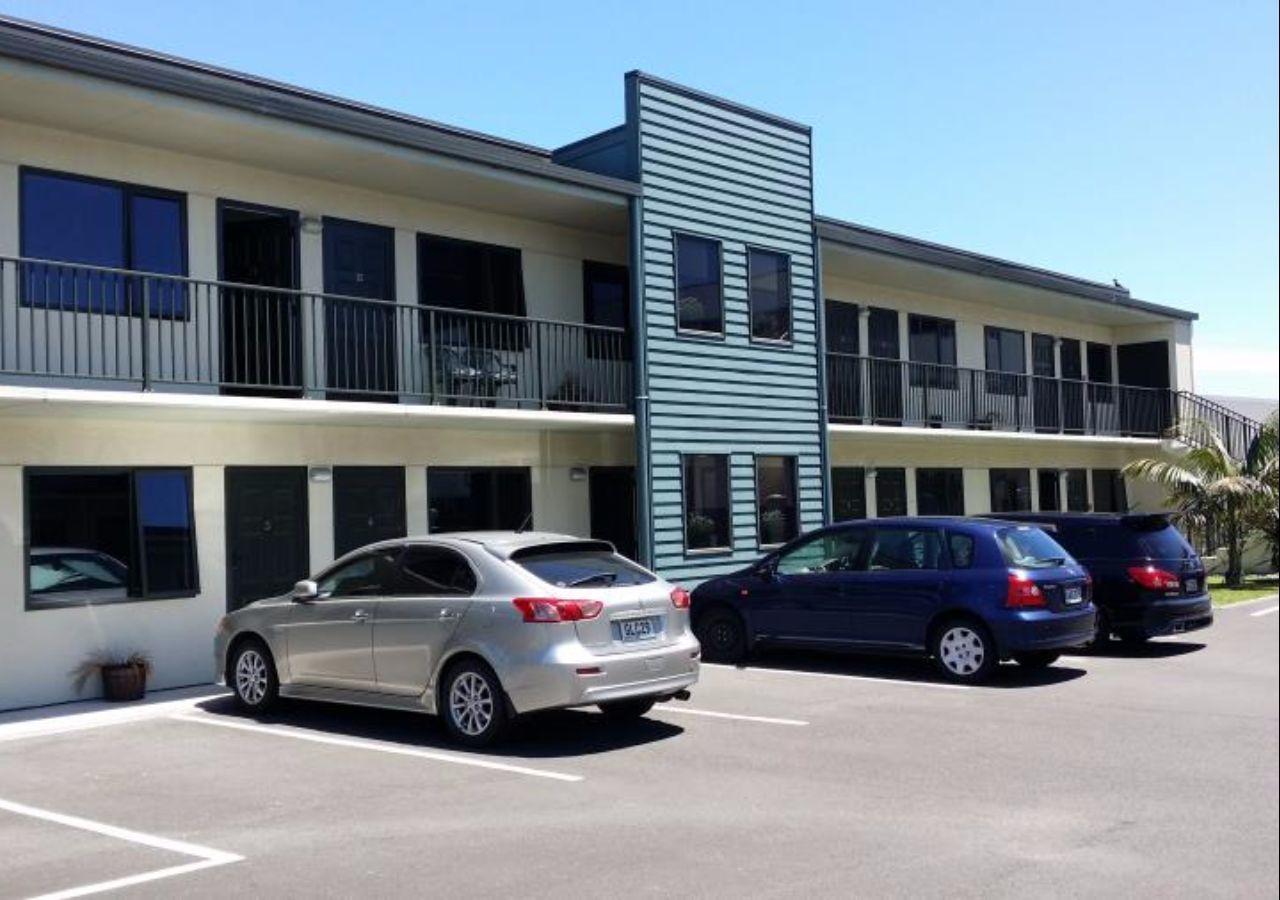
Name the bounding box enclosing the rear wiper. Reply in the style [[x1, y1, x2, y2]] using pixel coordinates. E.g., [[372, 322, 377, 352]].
[[566, 572, 618, 587]]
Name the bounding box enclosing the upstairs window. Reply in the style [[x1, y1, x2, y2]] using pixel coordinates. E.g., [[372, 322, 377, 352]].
[[26, 468, 197, 609], [748, 249, 791, 342], [582, 261, 631, 360], [418, 234, 526, 349], [20, 169, 187, 318], [908, 314, 957, 388], [984, 326, 1026, 396], [674, 234, 723, 335], [683, 454, 731, 551]]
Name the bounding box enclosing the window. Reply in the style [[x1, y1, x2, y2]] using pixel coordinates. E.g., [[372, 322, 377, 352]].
[[908, 315, 957, 388], [825, 300, 860, 355], [915, 468, 965, 516], [513, 544, 655, 588], [418, 234, 526, 348], [1066, 469, 1089, 511], [582, 261, 630, 360], [428, 467, 532, 533], [997, 527, 1073, 569], [776, 528, 868, 575], [748, 249, 791, 342], [832, 467, 867, 521], [867, 528, 942, 571], [875, 468, 908, 517], [948, 532, 976, 569], [683, 454, 731, 551], [400, 545, 477, 596], [25, 468, 197, 608], [1060, 339, 1083, 380], [317, 550, 400, 598], [1092, 469, 1128, 513], [1087, 342, 1115, 404], [989, 468, 1032, 513], [984, 326, 1026, 396], [756, 456, 798, 546], [1037, 469, 1061, 511], [674, 234, 723, 334], [20, 169, 187, 318]]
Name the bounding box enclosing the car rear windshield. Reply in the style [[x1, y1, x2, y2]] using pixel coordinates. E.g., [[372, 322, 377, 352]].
[[1120, 520, 1195, 560], [513, 547, 656, 588], [997, 527, 1073, 569]]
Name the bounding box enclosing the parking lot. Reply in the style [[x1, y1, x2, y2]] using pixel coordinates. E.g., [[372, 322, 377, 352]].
[[2, 598, 1276, 899]]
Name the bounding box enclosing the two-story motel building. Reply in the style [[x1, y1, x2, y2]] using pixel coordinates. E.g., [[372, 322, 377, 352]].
[[0, 17, 1256, 709]]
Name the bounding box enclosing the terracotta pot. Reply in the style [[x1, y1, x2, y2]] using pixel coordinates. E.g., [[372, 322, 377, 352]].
[[101, 663, 147, 702]]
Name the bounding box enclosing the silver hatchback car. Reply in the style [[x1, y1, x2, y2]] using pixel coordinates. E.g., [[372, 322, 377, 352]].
[[215, 532, 701, 746]]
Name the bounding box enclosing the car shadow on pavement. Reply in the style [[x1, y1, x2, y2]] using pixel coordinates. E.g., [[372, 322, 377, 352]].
[[731, 648, 1087, 688], [191, 695, 684, 759], [1082, 640, 1206, 660]]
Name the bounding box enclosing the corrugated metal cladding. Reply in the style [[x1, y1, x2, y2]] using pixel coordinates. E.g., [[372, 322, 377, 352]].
[[628, 73, 825, 584]]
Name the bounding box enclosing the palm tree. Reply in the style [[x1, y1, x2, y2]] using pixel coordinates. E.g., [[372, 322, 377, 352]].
[[1123, 416, 1277, 587], [1244, 413, 1279, 571]]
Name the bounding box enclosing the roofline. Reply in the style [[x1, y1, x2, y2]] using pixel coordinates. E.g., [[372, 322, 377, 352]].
[[0, 15, 641, 198], [627, 70, 812, 135], [816, 214, 1198, 321]]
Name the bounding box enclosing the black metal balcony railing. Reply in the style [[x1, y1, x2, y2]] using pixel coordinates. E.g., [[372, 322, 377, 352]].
[[826, 353, 1177, 438], [0, 257, 632, 412], [1174, 391, 1264, 461]]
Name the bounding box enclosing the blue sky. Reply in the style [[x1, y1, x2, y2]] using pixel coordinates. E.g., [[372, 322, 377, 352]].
[[4, 0, 1277, 398]]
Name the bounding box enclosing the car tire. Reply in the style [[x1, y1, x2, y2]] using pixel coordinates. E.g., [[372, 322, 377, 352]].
[[229, 637, 279, 714], [931, 618, 998, 684], [598, 697, 657, 721], [1012, 651, 1061, 670], [1087, 609, 1112, 649], [440, 659, 510, 748], [695, 608, 748, 664]]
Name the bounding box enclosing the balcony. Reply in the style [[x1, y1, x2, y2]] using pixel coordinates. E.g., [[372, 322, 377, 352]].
[[0, 257, 632, 413], [827, 353, 1176, 438]]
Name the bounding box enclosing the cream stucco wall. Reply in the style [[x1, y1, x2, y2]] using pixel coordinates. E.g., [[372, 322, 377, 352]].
[[0, 413, 633, 711]]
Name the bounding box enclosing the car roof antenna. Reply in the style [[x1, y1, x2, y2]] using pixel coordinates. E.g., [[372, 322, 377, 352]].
[[515, 511, 533, 534]]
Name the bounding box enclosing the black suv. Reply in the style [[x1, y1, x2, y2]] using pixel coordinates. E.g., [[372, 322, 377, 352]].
[[982, 513, 1212, 644]]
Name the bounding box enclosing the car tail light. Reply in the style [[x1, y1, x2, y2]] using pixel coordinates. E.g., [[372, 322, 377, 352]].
[[670, 586, 691, 609], [1006, 570, 1046, 608], [1127, 565, 1180, 591], [511, 597, 604, 623]]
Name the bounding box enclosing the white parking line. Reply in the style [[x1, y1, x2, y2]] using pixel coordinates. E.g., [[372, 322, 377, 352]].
[[171, 713, 583, 783], [701, 662, 971, 691], [656, 707, 809, 727], [1249, 605, 1279, 618], [0, 797, 241, 900]]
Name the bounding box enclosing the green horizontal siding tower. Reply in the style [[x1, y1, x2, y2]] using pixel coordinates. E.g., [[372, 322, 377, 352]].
[[624, 72, 828, 583]]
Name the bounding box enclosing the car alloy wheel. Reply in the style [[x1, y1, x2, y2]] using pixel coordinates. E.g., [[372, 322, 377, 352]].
[[938, 625, 986, 677], [235, 648, 269, 706], [448, 671, 495, 737]]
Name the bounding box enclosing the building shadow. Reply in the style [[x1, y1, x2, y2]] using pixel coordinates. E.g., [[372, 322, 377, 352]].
[[191, 694, 683, 760]]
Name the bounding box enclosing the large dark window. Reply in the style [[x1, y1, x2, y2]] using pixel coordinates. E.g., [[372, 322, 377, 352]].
[[1037, 469, 1061, 511], [683, 454, 731, 551], [1087, 342, 1115, 403], [20, 169, 187, 318], [824, 300, 860, 355], [582, 260, 630, 360], [755, 456, 798, 546], [427, 467, 532, 533], [748, 249, 791, 342], [916, 468, 965, 516], [875, 468, 908, 517], [1092, 469, 1128, 513], [989, 468, 1032, 513], [908, 314, 957, 388], [418, 234, 526, 351], [26, 468, 197, 608], [1066, 469, 1089, 511], [985, 326, 1026, 396], [674, 234, 723, 335], [832, 467, 867, 521]]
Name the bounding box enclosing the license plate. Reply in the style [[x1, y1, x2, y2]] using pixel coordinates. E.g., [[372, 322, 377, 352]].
[[1185, 578, 1198, 594], [618, 617, 659, 642], [1064, 585, 1083, 604]]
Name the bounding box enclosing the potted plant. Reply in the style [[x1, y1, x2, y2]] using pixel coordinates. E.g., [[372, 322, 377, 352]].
[[687, 513, 718, 549], [760, 508, 788, 545], [71, 651, 153, 702]]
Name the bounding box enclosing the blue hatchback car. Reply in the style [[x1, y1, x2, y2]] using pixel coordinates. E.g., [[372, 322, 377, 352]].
[[690, 517, 1097, 683]]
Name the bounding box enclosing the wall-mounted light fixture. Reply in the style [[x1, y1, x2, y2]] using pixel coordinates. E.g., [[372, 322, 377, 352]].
[[308, 465, 333, 483], [300, 215, 323, 235], [569, 467, 588, 482]]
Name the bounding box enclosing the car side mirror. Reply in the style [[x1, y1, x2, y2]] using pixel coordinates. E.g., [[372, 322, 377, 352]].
[[755, 561, 777, 580], [291, 579, 319, 602]]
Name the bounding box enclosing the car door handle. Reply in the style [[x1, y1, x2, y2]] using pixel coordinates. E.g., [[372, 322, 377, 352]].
[[351, 609, 370, 622], [438, 609, 460, 620]]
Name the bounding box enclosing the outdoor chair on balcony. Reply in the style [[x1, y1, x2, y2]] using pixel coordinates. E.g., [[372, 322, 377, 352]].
[[430, 342, 518, 406]]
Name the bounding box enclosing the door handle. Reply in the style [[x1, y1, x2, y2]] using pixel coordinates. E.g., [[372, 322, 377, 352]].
[[351, 609, 370, 622], [438, 609, 460, 620]]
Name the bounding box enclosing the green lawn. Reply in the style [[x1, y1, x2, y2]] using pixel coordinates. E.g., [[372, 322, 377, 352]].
[[1208, 576, 1280, 606]]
